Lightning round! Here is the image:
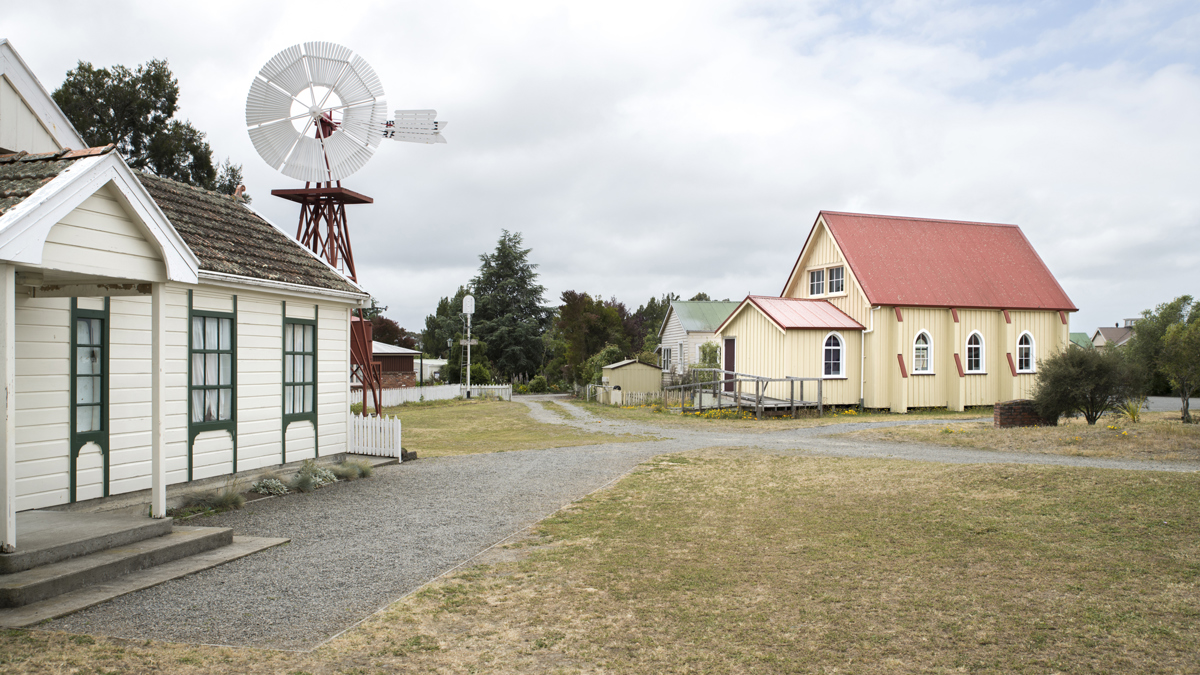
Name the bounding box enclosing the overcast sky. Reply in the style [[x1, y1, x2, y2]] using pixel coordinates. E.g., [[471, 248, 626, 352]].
[[7, 0, 1199, 336]]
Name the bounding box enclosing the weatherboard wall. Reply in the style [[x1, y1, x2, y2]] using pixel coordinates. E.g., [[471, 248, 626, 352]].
[[12, 281, 353, 512], [718, 302, 860, 406], [0, 75, 59, 154], [782, 218, 871, 326]]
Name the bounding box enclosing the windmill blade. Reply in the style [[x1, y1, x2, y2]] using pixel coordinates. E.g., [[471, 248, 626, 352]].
[[248, 119, 302, 169], [246, 78, 297, 127]]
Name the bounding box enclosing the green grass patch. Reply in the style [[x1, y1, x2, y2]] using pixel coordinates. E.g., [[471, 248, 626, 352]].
[[577, 398, 990, 431], [386, 399, 650, 458]]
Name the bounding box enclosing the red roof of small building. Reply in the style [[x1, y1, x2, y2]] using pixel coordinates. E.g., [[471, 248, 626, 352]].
[[786, 211, 1077, 311], [718, 296, 864, 333]]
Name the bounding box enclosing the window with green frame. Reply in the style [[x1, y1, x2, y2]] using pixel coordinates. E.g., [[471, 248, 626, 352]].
[[283, 319, 316, 421], [74, 316, 105, 434], [191, 313, 235, 424]]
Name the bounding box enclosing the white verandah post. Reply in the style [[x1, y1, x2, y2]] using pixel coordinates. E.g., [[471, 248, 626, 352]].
[[1, 264, 15, 551], [151, 282, 167, 518]]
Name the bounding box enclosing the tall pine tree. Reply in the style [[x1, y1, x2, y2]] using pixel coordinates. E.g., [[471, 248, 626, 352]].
[[471, 231, 549, 380]]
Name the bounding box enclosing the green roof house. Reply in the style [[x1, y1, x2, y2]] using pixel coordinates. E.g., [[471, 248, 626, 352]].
[[657, 301, 739, 376]]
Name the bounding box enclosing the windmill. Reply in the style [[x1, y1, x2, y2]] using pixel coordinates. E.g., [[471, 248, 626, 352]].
[[245, 42, 446, 414]]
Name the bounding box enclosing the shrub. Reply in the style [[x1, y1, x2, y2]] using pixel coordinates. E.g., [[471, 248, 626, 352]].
[[252, 478, 290, 495], [528, 375, 548, 393], [1033, 346, 1141, 425], [332, 459, 374, 481]]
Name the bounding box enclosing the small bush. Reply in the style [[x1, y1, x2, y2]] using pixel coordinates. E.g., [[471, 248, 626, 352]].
[[528, 375, 548, 393], [251, 478, 290, 495], [1116, 395, 1147, 423], [1033, 346, 1141, 425], [332, 464, 359, 481], [210, 487, 245, 511], [289, 472, 317, 493]]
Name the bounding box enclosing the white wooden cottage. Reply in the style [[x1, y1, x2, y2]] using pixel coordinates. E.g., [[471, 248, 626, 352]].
[[656, 301, 739, 377], [0, 40, 369, 551]]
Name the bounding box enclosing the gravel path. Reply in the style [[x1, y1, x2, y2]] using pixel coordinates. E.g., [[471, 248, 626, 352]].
[[43, 395, 1200, 649]]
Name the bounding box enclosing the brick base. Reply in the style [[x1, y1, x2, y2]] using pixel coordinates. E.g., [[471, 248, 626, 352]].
[[994, 399, 1057, 427], [381, 371, 416, 388]]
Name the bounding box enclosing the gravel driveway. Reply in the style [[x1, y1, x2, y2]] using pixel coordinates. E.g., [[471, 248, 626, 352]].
[[44, 395, 1200, 649]]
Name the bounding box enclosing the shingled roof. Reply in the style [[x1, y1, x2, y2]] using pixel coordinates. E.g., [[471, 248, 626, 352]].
[[0, 146, 363, 295], [137, 173, 361, 294], [0, 146, 113, 215]]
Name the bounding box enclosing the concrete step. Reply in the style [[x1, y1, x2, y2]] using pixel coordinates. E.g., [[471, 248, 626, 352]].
[[0, 535, 289, 628], [0, 511, 174, 574], [0, 526, 232, 608]]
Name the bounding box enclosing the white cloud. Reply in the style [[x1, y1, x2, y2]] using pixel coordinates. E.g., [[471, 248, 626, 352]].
[[5, 0, 1198, 336]]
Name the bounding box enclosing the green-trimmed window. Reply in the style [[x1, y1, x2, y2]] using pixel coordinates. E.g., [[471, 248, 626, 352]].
[[191, 314, 235, 424], [74, 316, 105, 433], [284, 320, 316, 419]]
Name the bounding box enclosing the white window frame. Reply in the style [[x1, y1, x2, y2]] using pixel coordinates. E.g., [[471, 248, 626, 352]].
[[827, 266, 845, 294], [806, 265, 846, 298], [662, 347, 672, 372], [912, 331, 933, 374], [965, 331, 985, 373], [1017, 331, 1035, 373], [809, 269, 825, 296], [822, 332, 846, 379]]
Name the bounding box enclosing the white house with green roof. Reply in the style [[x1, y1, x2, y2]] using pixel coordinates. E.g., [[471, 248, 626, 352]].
[[656, 301, 739, 377]]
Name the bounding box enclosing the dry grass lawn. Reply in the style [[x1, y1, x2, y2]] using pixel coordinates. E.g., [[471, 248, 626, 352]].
[[4, 450, 1197, 673], [385, 398, 648, 458], [841, 411, 1200, 462], [577, 398, 990, 431]]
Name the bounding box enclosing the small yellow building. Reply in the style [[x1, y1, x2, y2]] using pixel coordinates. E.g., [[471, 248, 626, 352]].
[[601, 359, 663, 394], [718, 211, 1077, 412]]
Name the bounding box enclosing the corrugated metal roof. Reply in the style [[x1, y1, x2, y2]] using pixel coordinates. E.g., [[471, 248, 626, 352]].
[[602, 358, 659, 370], [804, 211, 1076, 311], [373, 341, 421, 355], [670, 301, 741, 333], [720, 296, 864, 332]]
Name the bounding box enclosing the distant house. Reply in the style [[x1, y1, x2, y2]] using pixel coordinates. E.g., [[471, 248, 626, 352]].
[[718, 211, 1076, 412], [372, 341, 420, 387], [656, 301, 740, 377], [601, 359, 662, 394], [1070, 332, 1093, 349], [1091, 320, 1136, 349], [0, 40, 368, 550]]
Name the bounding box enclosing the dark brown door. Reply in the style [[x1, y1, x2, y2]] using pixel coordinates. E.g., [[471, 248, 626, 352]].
[[723, 338, 735, 392]]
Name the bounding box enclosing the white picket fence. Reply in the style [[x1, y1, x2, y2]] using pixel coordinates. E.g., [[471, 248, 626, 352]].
[[351, 413, 402, 459], [353, 383, 514, 407], [463, 384, 512, 401]]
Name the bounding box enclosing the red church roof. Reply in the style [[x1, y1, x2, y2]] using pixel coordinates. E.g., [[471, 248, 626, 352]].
[[718, 296, 864, 333], [788, 211, 1077, 311]]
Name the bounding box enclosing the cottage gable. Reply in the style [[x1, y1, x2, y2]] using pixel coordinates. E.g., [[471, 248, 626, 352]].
[[0, 40, 85, 154], [42, 184, 165, 282]]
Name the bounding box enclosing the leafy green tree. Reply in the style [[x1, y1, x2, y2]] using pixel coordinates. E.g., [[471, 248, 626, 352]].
[[471, 230, 549, 381], [689, 292, 712, 301], [1127, 296, 1197, 396], [53, 59, 244, 193], [631, 293, 677, 355], [557, 291, 628, 382], [1032, 345, 1140, 425], [370, 315, 417, 349], [212, 158, 251, 202], [422, 286, 470, 359], [581, 343, 625, 386], [1161, 321, 1200, 423]]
